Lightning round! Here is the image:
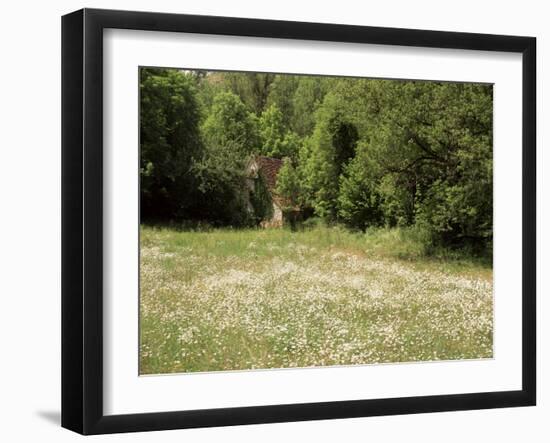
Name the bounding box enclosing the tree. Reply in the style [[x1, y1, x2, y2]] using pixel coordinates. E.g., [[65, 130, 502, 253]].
[[266, 75, 299, 129], [299, 92, 359, 220], [259, 104, 301, 159], [249, 172, 274, 225], [337, 150, 383, 230], [291, 77, 328, 136], [224, 72, 276, 115], [202, 91, 260, 156], [139, 68, 493, 253], [195, 92, 263, 226], [139, 68, 203, 220], [190, 139, 254, 227], [195, 72, 226, 119], [360, 80, 493, 248], [276, 158, 302, 210]]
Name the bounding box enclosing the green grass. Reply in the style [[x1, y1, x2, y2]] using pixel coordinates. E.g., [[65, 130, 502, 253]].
[[139, 225, 493, 374]]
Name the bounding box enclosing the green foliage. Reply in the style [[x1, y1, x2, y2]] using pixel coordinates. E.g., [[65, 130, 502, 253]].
[[300, 92, 359, 220], [191, 139, 253, 227], [202, 91, 260, 156], [223, 72, 275, 115], [361, 81, 493, 249], [259, 104, 301, 159], [139, 68, 203, 219], [249, 172, 274, 224], [140, 68, 493, 256], [376, 173, 415, 227], [195, 91, 265, 226], [291, 77, 328, 136], [266, 75, 299, 128], [195, 72, 226, 118], [338, 153, 383, 230], [299, 130, 338, 219], [275, 158, 302, 210]]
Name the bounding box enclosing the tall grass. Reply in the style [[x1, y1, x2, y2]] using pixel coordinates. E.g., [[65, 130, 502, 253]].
[[141, 224, 492, 275], [140, 225, 493, 374]]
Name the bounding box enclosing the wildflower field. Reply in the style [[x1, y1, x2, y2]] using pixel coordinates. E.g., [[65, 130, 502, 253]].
[[139, 225, 493, 375]]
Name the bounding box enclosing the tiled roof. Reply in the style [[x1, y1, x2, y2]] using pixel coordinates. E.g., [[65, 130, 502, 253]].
[[255, 156, 284, 192], [248, 155, 299, 212]]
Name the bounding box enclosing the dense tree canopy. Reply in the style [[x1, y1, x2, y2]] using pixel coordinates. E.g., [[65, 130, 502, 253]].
[[202, 91, 260, 156], [140, 67, 492, 253], [140, 68, 203, 219], [259, 104, 301, 159]]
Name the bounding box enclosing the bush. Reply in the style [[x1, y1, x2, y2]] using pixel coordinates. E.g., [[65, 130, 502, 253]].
[[300, 217, 327, 230], [249, 172, 274, 225]]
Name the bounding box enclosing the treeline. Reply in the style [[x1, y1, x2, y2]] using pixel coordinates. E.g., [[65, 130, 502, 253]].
[[140, 67, 493, 252]]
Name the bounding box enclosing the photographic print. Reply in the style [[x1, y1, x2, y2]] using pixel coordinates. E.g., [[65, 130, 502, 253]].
[[139, 67, 494, 375], [62, 10, 536, 433]]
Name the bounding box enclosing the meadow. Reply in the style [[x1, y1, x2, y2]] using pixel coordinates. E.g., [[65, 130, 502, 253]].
[[139, 225, 493, 374]]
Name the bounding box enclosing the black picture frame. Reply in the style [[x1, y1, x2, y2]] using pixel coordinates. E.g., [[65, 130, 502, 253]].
[[61, 8, 536, 435]]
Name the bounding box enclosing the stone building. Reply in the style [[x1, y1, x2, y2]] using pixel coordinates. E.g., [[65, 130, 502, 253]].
[[246, 156, 286, 227]]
